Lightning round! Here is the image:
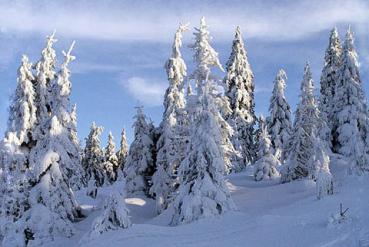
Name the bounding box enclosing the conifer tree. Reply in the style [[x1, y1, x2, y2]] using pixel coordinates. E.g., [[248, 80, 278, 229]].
[[34, 32, 58, 140], [104, 132, 119, 184], [124, 106, 154, 196], [82, 122, 105, 187], [6, 55, 37, 146], [150, 23, 188, 214], [254, 125, 280, 181], [320, 28, 342, 138], [224, 26, 256, 169], [117, 128, 128, 171], [332, 27, 369, 172], [268, 69, 292, 162], [51, 42, 83, 189], [281, 63, 320, 182], [171, 82, 236, 225], [2, 116, 81, 246]]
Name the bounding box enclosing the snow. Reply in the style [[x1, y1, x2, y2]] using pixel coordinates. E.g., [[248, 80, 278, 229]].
[[38, 155, 369, 247]]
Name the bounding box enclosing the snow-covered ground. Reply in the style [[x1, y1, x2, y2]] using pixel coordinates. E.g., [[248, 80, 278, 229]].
[[47, 156, 369, 247]]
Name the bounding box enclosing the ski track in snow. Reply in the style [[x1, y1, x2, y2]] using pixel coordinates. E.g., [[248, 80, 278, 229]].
[[46, 156, 369, 247]]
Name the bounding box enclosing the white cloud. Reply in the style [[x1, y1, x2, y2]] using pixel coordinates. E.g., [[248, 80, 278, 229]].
[[121, 77, 166, 107], [0, 0, 369, 42]]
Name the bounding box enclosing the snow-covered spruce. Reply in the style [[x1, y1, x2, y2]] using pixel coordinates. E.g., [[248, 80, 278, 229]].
[[104, 132, 119, 184], [281, 63, 320, 183], [82, 122, 106, 187], [51, 42, 83, 190], [312, 137, 333, 199], [268, 69, 292, 162], [320, 27, 342, 144], [3, 116, 82, 246], [171, 81, 236, 226], [6, 55, 37, 146], [33, 32, 58, 140], [254, 125, 280, 181], [124, 106, 155, 196], [224, 26, 257, 170], [151, 23, 189, 214], [85, 191, 131, 240], [332, 27, 369, 173], [117, 128, 129, 172]]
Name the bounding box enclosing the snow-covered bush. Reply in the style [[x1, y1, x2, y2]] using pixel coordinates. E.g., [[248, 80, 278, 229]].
[[254, 125, 280, 181], [86, 191, 131, 239]]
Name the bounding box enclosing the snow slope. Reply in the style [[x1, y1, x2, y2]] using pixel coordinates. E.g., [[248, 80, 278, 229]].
[[47, 156, 369, 247]]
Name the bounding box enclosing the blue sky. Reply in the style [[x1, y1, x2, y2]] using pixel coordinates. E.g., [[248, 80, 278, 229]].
[[1, 0, 369, 145]]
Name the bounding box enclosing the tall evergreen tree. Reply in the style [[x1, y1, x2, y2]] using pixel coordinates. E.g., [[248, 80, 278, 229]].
[[117, 128, 128, 171], [281, 63, 320, 182], [320, 28, 342, 135], [51, 42, 83, 189], [6, 55, 37, 146], [34, 32, 57, 140], [82, 122, 105, 187], [224, 26, 257, 169], [104, 132, 119, 184], [124, 106, 154, 196], [268, 69, 292, 162], [171, 82, 236, 225], [150, 23, 188, 214], [332, 27, 369, 172]]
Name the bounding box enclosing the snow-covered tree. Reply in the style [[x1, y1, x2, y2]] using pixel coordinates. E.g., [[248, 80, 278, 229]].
[[104, 132, 119, 184], [150, 23, 188, 214], [332, 27, 369, 172], [268, 69, 292, 162], [320, 28, 342, 137], [34, 32, 58, 140], [224, 26, 256, 169], [117, 128, 128, 171], [124, 106, 154, 196], [281, 63, 320, 183], [82, 122, 105, 187], [312, 137, 333, 199], [6, 55, 37, 146], [84, 190, 131, 240], [254, 125, 280, 181], [189, 17, 224, 94], [3, 116, 81, 246], [171, 82, 236, 226], [51, 42, 83, 189]]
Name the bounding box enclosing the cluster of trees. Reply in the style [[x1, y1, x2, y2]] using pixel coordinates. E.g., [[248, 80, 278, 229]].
[[0, 18, 368, 245]]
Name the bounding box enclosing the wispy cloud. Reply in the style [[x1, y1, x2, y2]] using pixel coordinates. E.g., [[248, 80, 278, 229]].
[[120, 77, 166, 107], [0, 0, 369, 42]]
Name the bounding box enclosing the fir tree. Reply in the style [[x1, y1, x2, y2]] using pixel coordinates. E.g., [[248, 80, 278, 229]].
[[320, 27, 342, 143], [254, 125, 280, 181], [104, 132, 119, 184], [34, 32, 58, 140], [224, 26, 257, 169], [151, 23, 188, 214], [268, 69, 292, 162], [6, 55, 37, 146], [332, 27, 369, 172], [117, 128, 128, 171], [82, 122, 105, 187], [51, 42, 83, 189], [171, 82, 236, 225], [124, 106, 154, 196], [281, 63, 319, 182]]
